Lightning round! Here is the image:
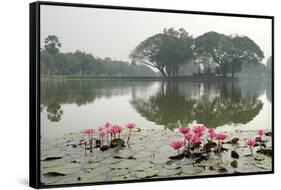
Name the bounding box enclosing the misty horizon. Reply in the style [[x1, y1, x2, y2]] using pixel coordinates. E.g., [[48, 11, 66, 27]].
[[41, 5, 272, 64]]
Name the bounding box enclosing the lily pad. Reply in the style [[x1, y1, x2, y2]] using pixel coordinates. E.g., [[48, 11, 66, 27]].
[[203, 142, 217, 152], [256, 149, 272, 157], [77, 172, 107, 183], [43, 156, 63, 161], [109, 169, 129, 177], [152, 157, 170, 164], [253, 155, 265, 161], [134, 168, 159, 178], [100, 145, 110, 151], [101, 158, 122, 165], [110, 160, 135, 169], [182, 165, 203, 175], [41, 150, 64, 161], [83, 162, 101, 169], [43, 163, 80, 175], [169, 154, 184, 160], [43, 172, 65, 177], [42, 158, 66, 168], [254, 162, 272, 170], [230, 160, 238, 168], [165, 162, 181, 170], [133, 162, 154, 171], [226, 138, 239, 144], [41, 173, 64, 184], [110, 138, 126, 148], [158, 168, 182, 176], [111, 174, 133, 181], [231, 150, 240, 159], [217, 166, 228, 173]]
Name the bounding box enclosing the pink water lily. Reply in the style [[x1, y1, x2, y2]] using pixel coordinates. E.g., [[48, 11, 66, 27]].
[[193, 124, 206, 137], [208, 128, 215, 134], [80, 129, 95, 153], [80, 128, 95, 136], [103, 122, 111, 144], [99, 129, 106, 138], [208, 128, 216, 141], [108, 126, 116, 134], [246, 139, 256, 147], [258, 129, 265, 138], [112, 124, 123, 138], [126, 123, 136, 129], [190, 134, 201, 144], [126, 122, 136, 145], [179, 127, 190, 135], [108, 125, 123, 139], [184, 133, 193, 142], [170, 140, 184, 149], [80, 128, 95, 142], [215, 132, 227, 152], [98, 129, 106, 145], [215, 133, 227, 141], [170, 140, 184, 155], [111, 125, 122, 133], [185, 133, 200, 146], [246, 139, 256, 155], [104, 122, 111, 129], [209, 132, 217, 141]]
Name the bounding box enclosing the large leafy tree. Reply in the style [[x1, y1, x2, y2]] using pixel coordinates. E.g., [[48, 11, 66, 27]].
[[130, 28, 194, 78], [195, 32, 264, 77]]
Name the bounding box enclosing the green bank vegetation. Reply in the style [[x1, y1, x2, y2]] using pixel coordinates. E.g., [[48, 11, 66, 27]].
[[41, 28, 272, 79]]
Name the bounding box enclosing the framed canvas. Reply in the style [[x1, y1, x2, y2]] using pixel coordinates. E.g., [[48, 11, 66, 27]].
[[29, 1, 274, 188]]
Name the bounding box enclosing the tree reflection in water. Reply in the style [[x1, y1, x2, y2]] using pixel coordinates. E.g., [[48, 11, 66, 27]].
[[131, 81, 264, 130], [46, 102, 63, 122], [40, 79, 266, 126], [40, 79, 155, 122]]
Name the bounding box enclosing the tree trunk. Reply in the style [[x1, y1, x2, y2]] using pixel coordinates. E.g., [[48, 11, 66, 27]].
[[159, 69, 167, 78], [231, 66, 235, 78]]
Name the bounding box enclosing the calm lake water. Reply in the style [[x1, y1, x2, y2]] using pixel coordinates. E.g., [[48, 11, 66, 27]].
[[40, 79, 272, 138]]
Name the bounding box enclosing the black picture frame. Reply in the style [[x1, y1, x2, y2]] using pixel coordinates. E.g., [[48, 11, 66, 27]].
[[30, 1, 274, 189]]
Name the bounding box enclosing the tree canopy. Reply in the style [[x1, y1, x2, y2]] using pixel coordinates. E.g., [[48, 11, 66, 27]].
[[194, 32, 264, 77], [130, 28, 194, 77], [41, 35, 156, 76], [41, 30, 269, 79]]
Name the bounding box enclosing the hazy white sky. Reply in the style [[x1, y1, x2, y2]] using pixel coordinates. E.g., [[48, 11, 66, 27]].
[[41, 5, 272, 63]]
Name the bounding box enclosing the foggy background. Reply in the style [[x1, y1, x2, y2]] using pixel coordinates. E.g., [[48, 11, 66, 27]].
[[40, 5, 272, 63]]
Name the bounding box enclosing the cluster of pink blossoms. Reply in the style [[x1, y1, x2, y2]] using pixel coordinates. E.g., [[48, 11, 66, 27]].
[[178, 124, 227, 145], [80, 122, 136, 149], [171, 125, 270, 157], [170, 124, 229, 155], [245, 129, 269, 155]]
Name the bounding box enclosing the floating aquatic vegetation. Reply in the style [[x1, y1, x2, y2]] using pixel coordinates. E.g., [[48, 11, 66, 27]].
[[40, 124, 272, 185]]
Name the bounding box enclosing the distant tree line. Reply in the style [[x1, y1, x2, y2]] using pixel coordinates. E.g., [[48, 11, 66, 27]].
[[40, 35, 156, 76], [130, 28, 271, 78], [41, 31, 271, 78]]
